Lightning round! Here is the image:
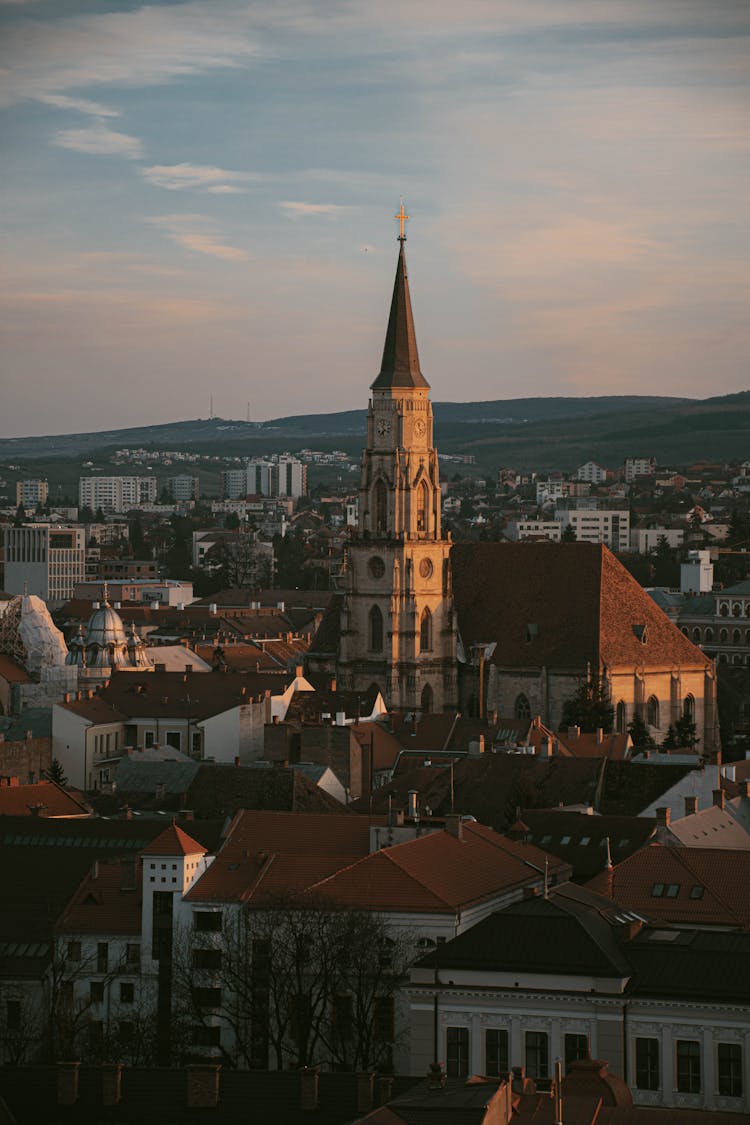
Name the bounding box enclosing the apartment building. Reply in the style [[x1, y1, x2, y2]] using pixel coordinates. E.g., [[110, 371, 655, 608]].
[[3, 525, 86, 604], [15, 479, 48, 508], [79, 476, 158, 514]]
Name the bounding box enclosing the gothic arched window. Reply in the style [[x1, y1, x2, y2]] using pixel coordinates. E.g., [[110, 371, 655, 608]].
[[417, 480, 429, 533], [514, 693, 531, 720], [646, 695, 660, 728], [419, 607, 432, 652], [692, 628, 701, 644], [704, 627, 714, 643], [421, 683, 433, 714], [616, 701, 627, 733], [683, 694, 695, 721], [369, 605, 383, 652], [373, 480, 387, 535]]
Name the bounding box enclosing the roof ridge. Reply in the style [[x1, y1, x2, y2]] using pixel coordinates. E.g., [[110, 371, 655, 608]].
[[308, 846, 452, 909], [660, 844, 746, 924]]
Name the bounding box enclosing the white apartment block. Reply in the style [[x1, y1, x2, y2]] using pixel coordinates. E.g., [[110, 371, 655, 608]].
[[554, 506, 630, 551], [535, 480, 590, 504], [625, 457, 657, 482], [576, 461, 607, 484], [630, 527, 685, 554], [508, 520, 562, 543], [79, 476, 158, 514], [221, 458, 306, 501], [16, 479, 48, 508], [4, 525, 86, 604], [167, 475, 199, 501]]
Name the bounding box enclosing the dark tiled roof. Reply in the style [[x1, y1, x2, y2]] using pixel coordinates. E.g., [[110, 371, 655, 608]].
[[0, 780, 91, 818], [55, 856, 142, 935], [450, 542, 709, 671], [141, 822, 206, 856], [626, 927, 750, 1002], [416, 883, 633, 978], [516, 809, 657, 881], [598, 761, 696, 816], [359, 755, 602, 833], [184, 763, 347, 820]]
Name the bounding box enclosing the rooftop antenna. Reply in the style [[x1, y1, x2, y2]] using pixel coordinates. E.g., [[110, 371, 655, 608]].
[[246, 401, 251, 423], [210, 394, 214, 419], [543, 854, 549, 899]]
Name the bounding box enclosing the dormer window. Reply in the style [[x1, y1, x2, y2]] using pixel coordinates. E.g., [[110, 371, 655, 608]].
[[633, 624, 648, 644]]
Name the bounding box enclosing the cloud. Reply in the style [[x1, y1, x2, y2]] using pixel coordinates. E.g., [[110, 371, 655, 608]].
[[37, 93, 119, 117], [140, 163, 259, 193], [53, 123, 143, 159], [279, 201, 350, 217], [0, 2, 260, 109], [146, 214, 249, 261]]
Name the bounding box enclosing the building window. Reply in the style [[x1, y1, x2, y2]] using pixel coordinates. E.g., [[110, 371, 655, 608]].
[[485, 1028, 509, 1077], [419, 607, 432, 652], [194, 911, 223, 933], [67, 941, 81, 962], [6, 1000, 21, 1031], [126, 943, 140, 969], [704, 627, 713, 642], [417, 480, 429, 533], [646, 695, 660, 728], [526, 1031, 549, 1079], [565, 1033, 589, 1071], [90, 981, 104, 1004], [616, 701, 626, 733], [635, 1037, 660, 1090], [718, 1043, 743, 1097], [373, 480, 387, 534], [144, 730, 155, 748], [191, 1024, 221, 1047], [192, 987, 222, 1009], [720, 628, 729, 644], [692, 627, 701, 644], [369, 605, 384, 652], [683, 695, 695, 721], [97, 943, 108, 973], [120, 982, 134, 1004], [676, 1040, 701, 1094], [447, 1026, 470, 1077], [166, 731, 181, 750], [193, 948, 222, 971], [373, 996, 394, 1044], [515, 693, 531, 721], [420, 683, 433, 714]]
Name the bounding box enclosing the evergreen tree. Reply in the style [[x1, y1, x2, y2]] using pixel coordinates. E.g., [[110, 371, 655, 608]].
[[13, 502, 25, 527], [46, 759, 68, 786], [627, 713, 655, 750], [560, 675, 614, 733], [561, 522, 577, 542]]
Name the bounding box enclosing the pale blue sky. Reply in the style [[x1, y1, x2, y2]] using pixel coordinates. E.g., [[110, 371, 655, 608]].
[[1, 0, 749, 436]]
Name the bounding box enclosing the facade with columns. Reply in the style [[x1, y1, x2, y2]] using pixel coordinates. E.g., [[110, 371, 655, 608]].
[[336, 225, 457, 712]]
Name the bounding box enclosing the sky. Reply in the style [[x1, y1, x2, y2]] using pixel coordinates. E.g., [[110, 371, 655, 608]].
[[1, 0, 749, 437]]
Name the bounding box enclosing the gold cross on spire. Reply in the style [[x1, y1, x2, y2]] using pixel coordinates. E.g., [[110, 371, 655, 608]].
[[395, 199, 409, 241]]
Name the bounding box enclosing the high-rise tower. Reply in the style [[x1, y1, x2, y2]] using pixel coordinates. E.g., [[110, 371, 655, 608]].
[[337, 206, 457, 711]]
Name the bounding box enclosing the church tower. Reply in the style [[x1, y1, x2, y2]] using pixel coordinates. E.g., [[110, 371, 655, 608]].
[[337, 206, 457, 712]]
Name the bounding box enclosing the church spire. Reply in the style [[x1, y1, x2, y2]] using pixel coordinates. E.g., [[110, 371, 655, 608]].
[[371, 205, 429, 391]]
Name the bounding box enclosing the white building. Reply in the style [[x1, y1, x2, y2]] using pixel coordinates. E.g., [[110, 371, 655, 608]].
[[577, 461, 608, 484], [79, 476, 158, 514], [3, 525, 86, 605], [624, 457, 657, 482], [554, 505, 630, 551], [167, 475, 199, 501], [221, 458, 307, 501], [629, 527, 685, 554], [507, 519, 562, 542]]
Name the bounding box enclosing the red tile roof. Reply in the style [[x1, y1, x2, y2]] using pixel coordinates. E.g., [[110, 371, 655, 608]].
[[0, 780, 91, 818], [587, 843, 750, 929], [451, 542, 709, 671], [141, 822, 206, 857], [186, 810, 377, 904], [308, 823, 570, 913], [0, 655, 31, 684], [55, 857, 142, 935]]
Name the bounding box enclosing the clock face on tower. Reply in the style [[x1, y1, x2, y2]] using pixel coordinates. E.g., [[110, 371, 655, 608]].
[[414, 419, 426, 438], [376, 418, 391, 438]]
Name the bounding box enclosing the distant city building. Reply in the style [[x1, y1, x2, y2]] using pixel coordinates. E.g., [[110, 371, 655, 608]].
[[576, 461, 608, 484], [15, 479, 48, 509], [167, 475, 199, 502], [72, 579, 194, 607], [629, 527, 685, 554], [624, 456, 657, 482], [3, 525, 86, 605], [536, 479, 590, 504], [680, 549, 714, 595], [221, 457, 306, 501], [79, 476, 158, 514], [554, 503, 630, 551], [508, 519, 562, 543]]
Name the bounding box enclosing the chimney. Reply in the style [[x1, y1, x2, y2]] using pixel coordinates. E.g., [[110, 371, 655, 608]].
[[234, 756, 240, 767], [186, 1064, 221, 1108], [329, 678, 337, 692], [713, 788, 725, 810], [378, 1075, 394, 1105], [541, 736, 553, 760], [299, 1066, 319, 1111], [655, 806, 670, 827], [155, 663, 166, 673], [722, 764, 736, 782], [356, 1073, 375, 1114], [57, 1061, 80, 1106], [335, 711, 346, 727], [407, 789, 418, 819], [295, 665, 304, 678], [596, 727, 603, 744], [445, 814, 463, 841], [101, 1063, 123, 1106], [740, 779, 750, 799], [570, 725, 580, 739], [184, 664, 193, 675], [684, 795, 698, 817], [426, 1062, 446, 1090], [120, 858, 137, 891]]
